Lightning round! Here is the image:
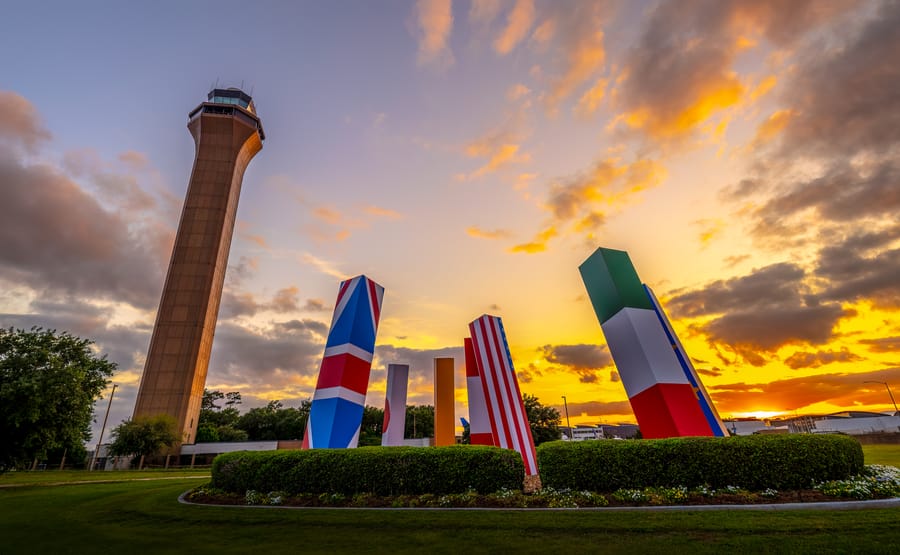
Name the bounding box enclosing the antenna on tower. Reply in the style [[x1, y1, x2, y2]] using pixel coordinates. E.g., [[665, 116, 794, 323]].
[[241, 79, 245, 91], [214, 77, 220, 90]]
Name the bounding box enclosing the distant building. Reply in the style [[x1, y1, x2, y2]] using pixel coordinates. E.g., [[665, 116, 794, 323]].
[[561, 424, 640, 441], [722, 418, 772, 436]]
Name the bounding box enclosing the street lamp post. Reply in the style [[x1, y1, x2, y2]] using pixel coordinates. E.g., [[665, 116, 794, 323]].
[[89, 383, 117, 471], [561, 395, 572, 441], [864, 381, 899, 415]]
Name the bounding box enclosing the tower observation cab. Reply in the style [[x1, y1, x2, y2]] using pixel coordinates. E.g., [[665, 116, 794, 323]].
[[188, 87, 265, 140]]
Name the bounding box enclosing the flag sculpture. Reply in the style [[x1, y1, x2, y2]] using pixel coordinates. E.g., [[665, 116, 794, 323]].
[[381, 363, 409, 446], [645, 286, 729, 436], [434, 358, 456, 446], [579, 247, 727, 438], [464, 337, 494, 445], [303, 275, 384, 449], [468, 315, 538, 477]]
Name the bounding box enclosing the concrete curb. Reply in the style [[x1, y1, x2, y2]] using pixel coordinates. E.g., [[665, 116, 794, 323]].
[[177, 491, 900, 512]]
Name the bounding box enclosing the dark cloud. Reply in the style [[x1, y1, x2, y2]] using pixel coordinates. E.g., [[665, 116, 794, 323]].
[[0, 148, 170, 310], [667, 262, 850, 356], [776, 1, 900, 161], [668, 263, 805, 317], [709, 366, 900, 414], [540, 343, 613, 383], [1, 300, 151, 374], [859, 336, 900, 353], [372, 344, 465, 405], [703, 303, 850, 352], [816, 246, 900, 309], [750, 161, 900, 236], [206, 321, 325, 386], [303, 298, 329, 312], [562, 399, 633, 419], [728, 2, 900, 261], [219, 286, 303, 319], [219, 291, 260, 319], [783, 347, 865, 370], [275, 319, 329, 337], [696, 366, 723, 378], [617, 0, 856, 144]]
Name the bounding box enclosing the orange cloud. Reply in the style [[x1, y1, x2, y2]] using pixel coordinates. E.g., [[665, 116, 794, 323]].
[[693, 218, 726, 246], [506, 83, 531, 102], [313, 205, 342, 224], [494, 0, 535, 55], [575, 77, 608, 117], [509, 226, 556, 254], [363, 205, 403, 220], [0, 90, 51, 152], [507, 157, 665, 253], [546, 30, 605, 109], [621, 76, 744, 141], [750, 75, 777, 101], [413, 0, 454, 67], [117, 150, 149, 172], [467, 226, 512, 240], [750, 109, 793, 149]]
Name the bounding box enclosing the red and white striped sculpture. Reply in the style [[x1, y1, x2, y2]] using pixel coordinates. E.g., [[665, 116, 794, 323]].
[[468, 315, 538, 477], [464, 337, 494, 446]]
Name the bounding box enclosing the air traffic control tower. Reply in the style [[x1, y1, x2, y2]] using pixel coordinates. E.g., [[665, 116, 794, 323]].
[[132, 88, 264, 448]]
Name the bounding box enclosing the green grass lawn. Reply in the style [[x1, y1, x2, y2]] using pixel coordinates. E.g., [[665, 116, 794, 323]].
[[863, 444, 900, 466], [1, 478, 898, 554], [0, 468, 209, 486]]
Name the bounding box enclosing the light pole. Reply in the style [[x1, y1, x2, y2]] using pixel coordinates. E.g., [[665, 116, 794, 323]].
[[90, 383, 117, 471], [864, 381, 899, 415], [561, 395, 572, 441]]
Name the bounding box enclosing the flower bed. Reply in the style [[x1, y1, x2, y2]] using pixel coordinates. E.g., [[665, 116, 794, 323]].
[[185, 464, 899, 509]]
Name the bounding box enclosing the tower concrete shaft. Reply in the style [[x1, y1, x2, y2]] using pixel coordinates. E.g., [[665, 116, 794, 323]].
[[133, 89, 264, 447]]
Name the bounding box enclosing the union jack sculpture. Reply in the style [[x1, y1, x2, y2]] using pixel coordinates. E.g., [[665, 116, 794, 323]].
[[303, 275, 384, 449]]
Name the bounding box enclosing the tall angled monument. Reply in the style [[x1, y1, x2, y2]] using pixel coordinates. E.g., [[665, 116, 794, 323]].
[[304, 275, 384, 449], [133, 88, 264, 446], [579, 247, 727, 438]]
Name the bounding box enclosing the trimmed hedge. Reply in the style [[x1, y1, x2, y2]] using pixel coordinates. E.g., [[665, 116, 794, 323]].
[[538, 434, 864, 491], [211, 445, 524, 495]]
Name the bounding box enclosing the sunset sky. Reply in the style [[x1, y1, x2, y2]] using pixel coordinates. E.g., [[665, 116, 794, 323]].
[[2, 0, 898, 440]]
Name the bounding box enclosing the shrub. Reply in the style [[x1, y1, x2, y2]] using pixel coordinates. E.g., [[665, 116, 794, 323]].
[[211, 445, 524, 495], [538, 434, 863, 491]]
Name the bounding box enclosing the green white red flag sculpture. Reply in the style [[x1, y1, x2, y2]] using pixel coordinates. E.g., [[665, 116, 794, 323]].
[[579, 247, 727, 438]]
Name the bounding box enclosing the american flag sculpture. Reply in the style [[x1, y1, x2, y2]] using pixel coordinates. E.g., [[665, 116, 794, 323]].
[[303, 275, 384, 449], [468, 315, 538, 476], [464, 337, 494, 446]]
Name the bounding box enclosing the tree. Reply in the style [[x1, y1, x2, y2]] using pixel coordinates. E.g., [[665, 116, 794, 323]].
[[197, 389, 243, 443], [236, 400, 309, 441], [404, 405, 435, 439], [108, 415, 178, 467], [523, 393, 561, 446], [358, 405, 385, 446], [0, 327, 116, 471]]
